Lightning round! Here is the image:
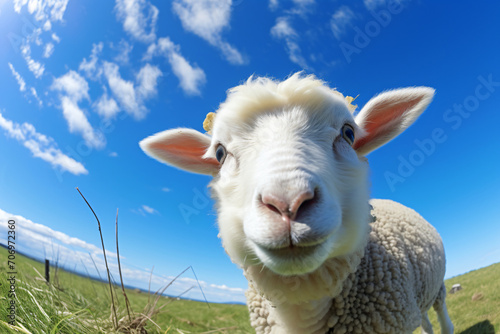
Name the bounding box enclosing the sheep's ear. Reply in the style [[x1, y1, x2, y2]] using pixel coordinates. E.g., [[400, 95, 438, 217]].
[[353, 87, 435, 156], [139, 128, 219, 175]]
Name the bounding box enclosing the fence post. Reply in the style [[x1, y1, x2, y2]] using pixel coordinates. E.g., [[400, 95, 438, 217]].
[[45, 259, 50, 283]]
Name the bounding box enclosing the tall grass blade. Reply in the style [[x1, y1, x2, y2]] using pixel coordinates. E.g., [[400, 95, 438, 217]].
[[76, 187, 118, 329]]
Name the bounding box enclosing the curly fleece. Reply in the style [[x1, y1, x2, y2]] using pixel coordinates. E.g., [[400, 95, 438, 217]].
[[245, 199, 446, 334]]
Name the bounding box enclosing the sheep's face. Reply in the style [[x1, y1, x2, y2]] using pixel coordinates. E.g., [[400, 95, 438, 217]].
[[206, 97, 370, 275], [140, 73, 434, 276]]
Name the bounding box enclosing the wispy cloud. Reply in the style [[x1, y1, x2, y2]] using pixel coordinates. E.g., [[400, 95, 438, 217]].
[[103, 62, 140, 117], [289, 0, 315, 16], [363, 0, 385, 11], [113, 39, 134, 64], [8, 63, 26, 92], [21, 42, 45, 78], [136, 63, 162, 100], [51, 71, 105, 149], [0, 112, 87, 175], [115, 0, 158, 43], [13, 0, 69, 24], [330, 6, 356, 40], [133, 204, 159, 216], [103, 61, 162, 120], [142, 205, 157, 214], [0, 208, 104, 254], [30, 87, 43, 106], [79, 42, 104, 80], [43, 42, 54, 58], [145, 37, 206, 95], [52, 33, 60, 43], [94, 91, 120, 120], [13, 0, 69, 78], [269, 0, 279, 10], [172, 0, 245, 65], [271, 16, 310, 70]]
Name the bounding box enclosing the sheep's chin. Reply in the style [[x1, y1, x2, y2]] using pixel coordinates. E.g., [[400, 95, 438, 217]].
[[251, 239, 332, 276]]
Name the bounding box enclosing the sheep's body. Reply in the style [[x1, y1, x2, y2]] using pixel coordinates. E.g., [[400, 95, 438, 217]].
[[246, 199, 452, 334], [139, 73, 453, 334]]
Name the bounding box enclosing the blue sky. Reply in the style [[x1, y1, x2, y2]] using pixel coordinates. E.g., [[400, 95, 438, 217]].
[[0, 0, 499, 304]]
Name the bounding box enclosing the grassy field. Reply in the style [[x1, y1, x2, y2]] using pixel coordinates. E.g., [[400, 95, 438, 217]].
[[421, 263, 500, 334], [1, 250, 498, 333], [0, 250, 252, 333]]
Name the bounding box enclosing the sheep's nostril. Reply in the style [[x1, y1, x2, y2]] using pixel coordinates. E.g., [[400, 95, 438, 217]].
[[290, 189, 316, 219], [265, 203, 282, 216], [261, 194, 289, 218], [260, 189, 317, 221]]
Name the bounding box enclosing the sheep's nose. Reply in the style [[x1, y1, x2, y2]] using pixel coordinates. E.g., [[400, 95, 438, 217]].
[[261, 189, 316, 221]]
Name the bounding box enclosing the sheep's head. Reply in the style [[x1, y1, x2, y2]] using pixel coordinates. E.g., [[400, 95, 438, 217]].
[[140, 73, 434, 277]]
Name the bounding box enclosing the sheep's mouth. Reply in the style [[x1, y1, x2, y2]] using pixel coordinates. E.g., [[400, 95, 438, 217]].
[[262, 243, 319, 258], [252, 241, 329, 275]]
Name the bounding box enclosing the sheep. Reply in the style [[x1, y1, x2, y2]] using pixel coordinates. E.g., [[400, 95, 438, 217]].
[[139, 73, 454, 334]]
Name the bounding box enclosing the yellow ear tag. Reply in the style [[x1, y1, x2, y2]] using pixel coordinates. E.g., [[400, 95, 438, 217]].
[[203, 112, 216, 134], [345, 94, 359, 112]]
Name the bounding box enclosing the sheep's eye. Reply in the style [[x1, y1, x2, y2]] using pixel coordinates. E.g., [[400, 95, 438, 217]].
[[341, 124, 355, 146], [215, 144, 227, 163]]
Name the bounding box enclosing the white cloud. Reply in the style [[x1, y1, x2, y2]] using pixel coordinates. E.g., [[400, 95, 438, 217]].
[[288, 0, 315, 16], [172, 0, 245, 65], [21, 42, 45, 78], [79, 43, 104, 79], [43, 19, 52, 31], [102, 61, 161, 120], [14, 0, 69, 23], [0, 112, 87, 175], [136, 63, 162, 100], [109, 151, 118, 157], [43, 42, 54, 58], [103, 61, 141, 118], [0, 208, 115, 264], [60, 97, 104, 148], [142, 205, 157, 214], [330, 6, 356, 40], [162, 187, 171, 192], [271, 16, 297, 39], [271, 17, 310, 70], [52, 33, 60, 43], [13, 1, 69, 78], [94, 92, 120, 120], [269, 0, 279, 10], [363, 0, 385, 10], [113, 40, 133, 64], [51, 71, 105, 149], [52, 70, 90, 102], [147, 37, 206, 95], [115, 0, 158, 43], [8, 63, 26, 92], [133, 204, 159, 216], [30, 87, 43, 106]]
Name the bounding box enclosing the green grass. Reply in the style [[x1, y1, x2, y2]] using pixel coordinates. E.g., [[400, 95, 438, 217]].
[[1, 250, 499, 334], [414, 262, 500, 334], [0, 250, 252, 333]]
